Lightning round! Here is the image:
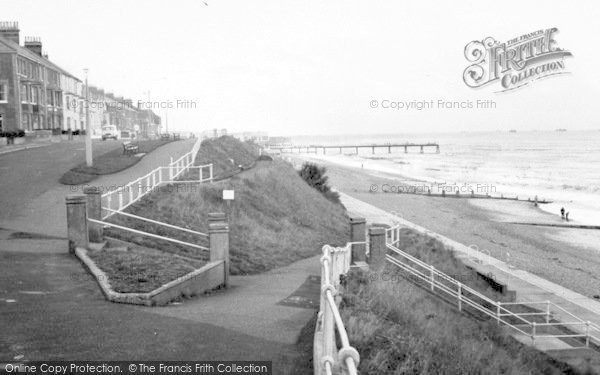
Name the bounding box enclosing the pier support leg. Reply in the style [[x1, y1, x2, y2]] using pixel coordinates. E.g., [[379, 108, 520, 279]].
[[355, 147, 358, 154], [404, 146, 407, 153], [436, 145, 440, 154], [388, 146, 391, 153], [420, 145, 424, 153], [372, 146, 375, 154]]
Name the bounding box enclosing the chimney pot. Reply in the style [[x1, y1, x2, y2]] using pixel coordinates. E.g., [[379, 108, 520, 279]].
[[0, 21, 20, 45]]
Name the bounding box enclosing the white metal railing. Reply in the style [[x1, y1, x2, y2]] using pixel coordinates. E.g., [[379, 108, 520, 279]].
[[102, 207, 208, 238], [88, 218, 209, 252], [315, 244, 360, 375], [383, 236, 600, 347], [101, 138, 213, 219]]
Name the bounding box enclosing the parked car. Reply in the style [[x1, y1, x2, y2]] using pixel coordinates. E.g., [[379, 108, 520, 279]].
[[101, 125, 119, 141]]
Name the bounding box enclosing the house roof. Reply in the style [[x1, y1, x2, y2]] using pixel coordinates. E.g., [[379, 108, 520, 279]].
[[0, 34, 81, 82]]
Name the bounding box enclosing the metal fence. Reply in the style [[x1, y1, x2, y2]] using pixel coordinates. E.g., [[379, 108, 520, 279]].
[[315, 244, 360, 375], [384, 225, 600, 348], [101, 138, 213, 219]]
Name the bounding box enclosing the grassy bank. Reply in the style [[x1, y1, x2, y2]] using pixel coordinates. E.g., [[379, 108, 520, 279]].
[[60, 139, 173, 185], [87, 239, 204, 293], [105, 159, 349, 275], [340, 228, 578, 374], [188, 135, 259, 180]]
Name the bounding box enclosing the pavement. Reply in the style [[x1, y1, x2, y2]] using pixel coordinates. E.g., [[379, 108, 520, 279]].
[[0, 140, 318, 373]]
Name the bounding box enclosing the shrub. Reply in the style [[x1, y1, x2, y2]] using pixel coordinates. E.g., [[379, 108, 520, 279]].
[[298, 162, 341, 205], [257, 154, 273, 161], [17, 130, 25, 137], [72, 129, 80, 136]]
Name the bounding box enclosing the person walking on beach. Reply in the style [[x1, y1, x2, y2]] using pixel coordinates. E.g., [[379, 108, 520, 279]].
[[566, 212, 570, 222], [560, 207, 565, 219]]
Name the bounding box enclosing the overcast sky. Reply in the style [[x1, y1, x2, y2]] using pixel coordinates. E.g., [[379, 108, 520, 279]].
[[3, 0, 599, 135]]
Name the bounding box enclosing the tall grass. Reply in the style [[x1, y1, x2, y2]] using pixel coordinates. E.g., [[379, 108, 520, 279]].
[[106, 160, 349, 274], [340, 229, 579, 374]]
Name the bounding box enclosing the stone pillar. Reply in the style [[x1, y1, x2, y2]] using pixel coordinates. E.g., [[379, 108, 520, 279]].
[[84, 186, 103, 242], [66, 195, 88, 254], [368, 227, 386, 268], [209, 222, 230, 287], [350, 217, 366, 264], [207, 212, 226, 225]]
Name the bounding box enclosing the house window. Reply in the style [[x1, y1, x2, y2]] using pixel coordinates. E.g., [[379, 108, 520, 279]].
[[32, 114, 40, 130], [31, 87, 38, 104], [21, 113, 29, 130], [0, 82, 7, 102], [21, 84, 28, 103]]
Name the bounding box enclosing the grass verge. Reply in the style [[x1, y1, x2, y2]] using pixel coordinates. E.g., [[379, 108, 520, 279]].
[[188, 135, 259, 180], [60, 139, 173, 185], [340, 228, 580, 374], [105, 159, 349, 275], [87, 238, 204, 293]]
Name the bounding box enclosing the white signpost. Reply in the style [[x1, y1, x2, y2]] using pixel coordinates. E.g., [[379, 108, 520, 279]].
[[223, 190, 234, 208]]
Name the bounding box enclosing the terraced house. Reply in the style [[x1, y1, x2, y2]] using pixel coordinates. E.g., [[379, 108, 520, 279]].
[[0, 21, 161, 137], [0, 22, 70, 132]]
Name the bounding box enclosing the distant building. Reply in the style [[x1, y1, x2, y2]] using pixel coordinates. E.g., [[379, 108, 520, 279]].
[[230, 131, 269, 145]]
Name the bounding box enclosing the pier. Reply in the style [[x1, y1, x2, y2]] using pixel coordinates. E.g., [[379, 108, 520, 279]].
[[271, 143, 440, 154]]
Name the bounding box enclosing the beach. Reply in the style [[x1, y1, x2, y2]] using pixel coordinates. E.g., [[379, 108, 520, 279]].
[[288, 153, 600, 299]]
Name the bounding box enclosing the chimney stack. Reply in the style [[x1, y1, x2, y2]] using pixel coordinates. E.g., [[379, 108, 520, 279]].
[[0, 22, 20, 45], [24, 36, 43, 56]]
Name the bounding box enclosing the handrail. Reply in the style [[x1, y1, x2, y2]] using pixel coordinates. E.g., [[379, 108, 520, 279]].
[[101, 207, 208, 238], [88, 218, 209, 251], [100, 138, 213, 219], [316, 244, 359, 375], [384, 242, 600, 347]]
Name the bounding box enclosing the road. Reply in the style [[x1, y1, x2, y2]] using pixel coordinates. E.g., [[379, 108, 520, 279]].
[[0, 140, 121, 225]]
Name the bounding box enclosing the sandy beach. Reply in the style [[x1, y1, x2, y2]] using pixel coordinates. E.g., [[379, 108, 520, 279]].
[[288, 154, 600, 299]]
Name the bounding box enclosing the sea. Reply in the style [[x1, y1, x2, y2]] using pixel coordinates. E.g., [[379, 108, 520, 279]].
[[290, 131, 600, 226]]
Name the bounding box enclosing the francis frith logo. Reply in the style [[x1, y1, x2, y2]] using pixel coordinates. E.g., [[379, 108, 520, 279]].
[[463, 28, 573, 92]]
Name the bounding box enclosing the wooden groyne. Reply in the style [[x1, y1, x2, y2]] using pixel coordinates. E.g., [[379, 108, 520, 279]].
[[271, 143, 440, 154], [377, 188, 553, 204]]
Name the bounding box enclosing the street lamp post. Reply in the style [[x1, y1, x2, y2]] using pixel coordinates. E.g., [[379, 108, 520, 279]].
[[84, 68, 93, 167]]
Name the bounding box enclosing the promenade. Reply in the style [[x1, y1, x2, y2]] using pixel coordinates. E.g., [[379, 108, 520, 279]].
[[339, 191, 600, 367]]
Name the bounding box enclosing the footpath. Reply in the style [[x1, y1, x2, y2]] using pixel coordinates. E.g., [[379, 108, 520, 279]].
[[0, 140, 318, 374]]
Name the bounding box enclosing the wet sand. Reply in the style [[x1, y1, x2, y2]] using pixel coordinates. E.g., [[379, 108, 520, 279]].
[[289, 155, 600, 298]]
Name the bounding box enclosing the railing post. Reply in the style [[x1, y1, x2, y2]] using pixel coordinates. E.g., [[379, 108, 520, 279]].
[[208, 212, 226, 225], [209, 221, 230, 288], [545, 300, 550, 324], [152, 169, 157, 187], [350, 217, 366, 264], [496, 302, 501, 325], [430, 265, 435, 291], [321, 248, 335, 361], [457, 282, 462, 311], [65, 195, 89, 253], [118, 189, 124, 210], [586, 321, 590, 348], [368, 227, 386, 268], [83, 187, 103, 243], [532, 322, 536, 345], [169, 157, 174, 180], [200, 166, 203, 182], [210, 164, 213, 182], [128, 183, 133, 203]]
